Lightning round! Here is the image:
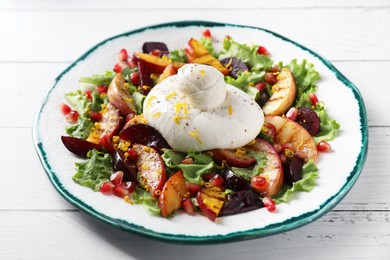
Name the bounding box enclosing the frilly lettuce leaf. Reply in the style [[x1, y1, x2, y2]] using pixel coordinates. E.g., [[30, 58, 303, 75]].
[[65, 117, 93, 139], [274, 160, 318, 203], [132, 187, 160, 216], [219, 38, 273, 71], [72, 150, 112, 191]]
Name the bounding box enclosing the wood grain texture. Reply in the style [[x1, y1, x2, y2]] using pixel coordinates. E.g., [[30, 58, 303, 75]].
[[0, 211, 389, 259], [1, 1, 389, 259]]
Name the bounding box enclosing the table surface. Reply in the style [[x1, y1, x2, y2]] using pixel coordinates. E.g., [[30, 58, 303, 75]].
[[1, 0, 389, 259]]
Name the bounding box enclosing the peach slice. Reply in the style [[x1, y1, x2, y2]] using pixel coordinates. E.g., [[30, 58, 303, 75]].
[[107, 73, 136, 117], [265, 116, 318, 161], [247, 139, 284, 197], [262, 68, 296, 116], [158, 171, 187, 218]]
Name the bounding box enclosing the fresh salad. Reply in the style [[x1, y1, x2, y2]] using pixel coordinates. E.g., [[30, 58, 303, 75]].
[[60, 29, 340, 221]]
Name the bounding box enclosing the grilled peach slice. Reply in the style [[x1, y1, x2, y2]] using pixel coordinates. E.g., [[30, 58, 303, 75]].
[[247, 139, 283, 197], [107, 73, 136, 117], [185, 38, 230, 76], [265, 116, 318, 161], [158, 171, 187, 218], [262, 68, 296, 116], [133, 144, 167, 198], [196, 187, 226, 221]]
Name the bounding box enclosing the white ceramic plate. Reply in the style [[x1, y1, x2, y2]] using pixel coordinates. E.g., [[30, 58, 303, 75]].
[[33, 21, 368, 243]]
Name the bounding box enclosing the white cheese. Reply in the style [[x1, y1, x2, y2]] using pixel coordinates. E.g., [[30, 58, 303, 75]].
[[143, 64, 264, 152]]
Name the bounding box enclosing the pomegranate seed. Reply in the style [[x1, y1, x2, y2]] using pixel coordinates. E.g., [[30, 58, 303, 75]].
[[126, 57, 137, 69], [150, 49, 161, 57], [60, 103, 71, 115], [110, 171, 124, 185], [251, 176, 268, 193], [185, 182, 201, 197], [121, 181, 136, 193], [113, 185, 129, 198], [317, 140, 332, 152], [308, 93, 319, 107], [99, 134, 115, 154], [113, 62, 123, 73], [127, 148, 138, 161], [182, 198, 196, 215], [254, 81, 266, 91], [65, 110, 79, 124], [262, 197, 276, 212], [181, 157, 194, 165], [96, 85, 107, 94], [130, 72, 140, 85], [100, 182, 115, 195], [202, 29, 211, 38], [286, 107, 299, 121], [265, 72, 277, 85], [84, 90, 92, 100], [89, 111, 102, 122], [280, 153, 287, 163], [257, 46, 269, 56], [118, 49, 129, 61], [208, 174, 225, 189]]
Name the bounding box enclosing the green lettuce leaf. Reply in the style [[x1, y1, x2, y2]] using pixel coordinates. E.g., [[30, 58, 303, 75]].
[[72, 150, 113, 191], [65, 90, 90, 116], [314, 103, 341, 142], [282, 59, 321, 98], [132, 187, 160, 216], [274, 160, 318, 203], [79, 71, 115, 86], [161, 150, 218, 184], [200, 37, 217, 57], [219, 38, 273, 71], [231, 150, 267, 181], [169, 49, 187, 63], [225, 71, 264, 100], [65, 117, 93, 139]]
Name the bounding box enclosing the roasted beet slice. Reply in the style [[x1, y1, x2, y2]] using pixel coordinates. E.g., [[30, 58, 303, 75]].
[[221, 167, 251, 191], [283, 154, 304, 186], [219, 190, 264, 216], [296, 106, 320, 136], [142, 42, 169, 56], [118, 123, 170, 152], [220, 57, 248, 78], [112, 150, 138, 183], [61, 136, 104, 157]]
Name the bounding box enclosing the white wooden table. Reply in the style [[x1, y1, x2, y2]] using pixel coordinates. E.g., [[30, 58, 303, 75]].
[[1, 0, 389, 259]]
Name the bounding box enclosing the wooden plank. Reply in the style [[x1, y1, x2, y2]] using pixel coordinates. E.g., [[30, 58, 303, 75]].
[[0, 8, 389, 62], [1, 126, 388, 211], [0, 210, 388, 259], [0, 60, 387, 128], [1, 0, 389, 9]]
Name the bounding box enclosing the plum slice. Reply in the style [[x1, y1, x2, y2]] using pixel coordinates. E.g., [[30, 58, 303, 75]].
[[296, 106, 320, 136], [118, 123, 170, 152], [211, 148, 256, 168], [61, 136, 104, 157]]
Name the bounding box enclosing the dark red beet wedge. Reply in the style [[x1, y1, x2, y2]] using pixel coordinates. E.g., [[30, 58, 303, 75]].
[[296, 106, 320, 136]]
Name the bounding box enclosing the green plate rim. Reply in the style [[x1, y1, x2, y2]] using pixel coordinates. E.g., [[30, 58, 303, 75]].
[[32, 20, 368, 244]]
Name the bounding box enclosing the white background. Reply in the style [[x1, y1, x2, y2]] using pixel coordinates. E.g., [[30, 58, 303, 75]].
[[1, 0, 389, 259]]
